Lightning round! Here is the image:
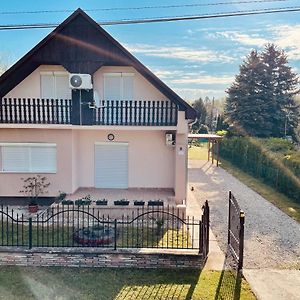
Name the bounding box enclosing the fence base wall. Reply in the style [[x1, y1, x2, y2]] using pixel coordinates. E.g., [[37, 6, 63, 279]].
[[0, 248, 204, 269]]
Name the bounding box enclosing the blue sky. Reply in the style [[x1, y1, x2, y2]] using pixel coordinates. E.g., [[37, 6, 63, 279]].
[[1, 0, 300, 101]]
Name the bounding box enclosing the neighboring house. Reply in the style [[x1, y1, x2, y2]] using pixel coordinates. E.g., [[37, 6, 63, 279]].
[[0, 9, 196, 204]]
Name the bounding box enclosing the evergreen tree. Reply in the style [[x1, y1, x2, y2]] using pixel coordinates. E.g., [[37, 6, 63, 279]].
[[225, 50, 272, 136], [225, 44, 299, 137], [261, 44, 299, 137]]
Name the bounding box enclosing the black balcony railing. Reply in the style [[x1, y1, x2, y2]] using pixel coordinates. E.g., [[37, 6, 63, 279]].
[[0, 98, 178, 126]]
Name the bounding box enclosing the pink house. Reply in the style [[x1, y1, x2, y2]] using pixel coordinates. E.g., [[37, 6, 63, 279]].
[[0, 9, 196, 205]]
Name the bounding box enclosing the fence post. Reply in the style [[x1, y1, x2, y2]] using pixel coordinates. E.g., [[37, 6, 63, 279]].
[[238, 211, 245, 272], [28, 217, 32, 250], [199, 220, 203, 255], [114, 219, 117, 250], [205, 200, 210, 255], [228, 191, 231, 245]]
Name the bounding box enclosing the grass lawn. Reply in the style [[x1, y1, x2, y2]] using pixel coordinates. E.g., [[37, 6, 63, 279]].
[[0, 266, 256, 300], [188, 144, 208, 160]]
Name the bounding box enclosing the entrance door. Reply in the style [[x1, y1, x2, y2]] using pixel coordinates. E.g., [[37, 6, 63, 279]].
[[94, 143, 128, 188]]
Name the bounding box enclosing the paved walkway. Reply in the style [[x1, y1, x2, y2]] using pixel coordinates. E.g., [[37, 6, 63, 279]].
[[188, 160, 300, 300]]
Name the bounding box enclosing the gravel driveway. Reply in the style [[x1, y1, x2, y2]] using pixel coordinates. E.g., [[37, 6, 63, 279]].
[[188, 160, 300, 269]]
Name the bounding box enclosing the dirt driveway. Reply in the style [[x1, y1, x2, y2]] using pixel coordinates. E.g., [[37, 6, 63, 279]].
[[188, 160, 300, 269]]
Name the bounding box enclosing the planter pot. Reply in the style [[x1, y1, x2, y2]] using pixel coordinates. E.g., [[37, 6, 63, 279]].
[[75, 199, 92, 206], [28, 205, 38, 213], [96, 200, 108, 206], [61, 200, 74, 205], [134, 201, 145, 206], [114, 200, 130, 206], [148, 201, 164, 206]]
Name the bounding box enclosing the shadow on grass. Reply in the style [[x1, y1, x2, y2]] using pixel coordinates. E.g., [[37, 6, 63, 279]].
[[214, 247, 242, 300], [0, 266, 202, 300]]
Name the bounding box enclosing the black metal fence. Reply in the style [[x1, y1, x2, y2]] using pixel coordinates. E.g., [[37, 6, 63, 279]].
[[228, 191, 245, 271], [0, 202, 209, 255], [0, 98, 178, 126]]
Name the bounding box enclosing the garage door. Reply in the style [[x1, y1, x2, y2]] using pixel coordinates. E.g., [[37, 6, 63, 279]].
[[95, 143, 128, 188]]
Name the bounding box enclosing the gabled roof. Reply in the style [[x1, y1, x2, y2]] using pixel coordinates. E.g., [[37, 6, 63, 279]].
[[0, 8, 196, 119]]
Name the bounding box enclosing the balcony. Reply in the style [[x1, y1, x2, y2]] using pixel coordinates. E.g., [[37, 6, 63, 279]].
[[0, 98, 178, 126]]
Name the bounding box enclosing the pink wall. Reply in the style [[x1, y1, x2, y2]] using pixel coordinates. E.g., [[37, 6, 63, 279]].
[[0, 128, 73, 196], [0, 128, 176, 197], [75, 129, 175, 189]]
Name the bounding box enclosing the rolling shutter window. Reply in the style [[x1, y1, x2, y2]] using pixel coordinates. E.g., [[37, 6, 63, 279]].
[[122, 75, 134, 101], [104, 74, 122, 101], [41, 74, 55, 99], [31, 146, 56, 173], [104, 73, 134, 101], [55, 74, 71, 99], [2, 146, 30, 172], [1, 144, 56, 173], [41, 72, 71, 99]]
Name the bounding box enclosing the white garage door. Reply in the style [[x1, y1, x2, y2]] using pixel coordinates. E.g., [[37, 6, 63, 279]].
[[95, 143, 128, 188]]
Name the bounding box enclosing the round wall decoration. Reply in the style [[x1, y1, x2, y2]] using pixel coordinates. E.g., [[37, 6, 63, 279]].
[[107, 133, 115, 141]]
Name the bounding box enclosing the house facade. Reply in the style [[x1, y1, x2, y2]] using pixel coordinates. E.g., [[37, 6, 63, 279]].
[[0, 9, 196, 204]]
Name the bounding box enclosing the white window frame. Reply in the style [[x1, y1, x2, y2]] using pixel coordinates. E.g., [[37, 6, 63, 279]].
[[40, 71, 71, 99], [0, 143, 57, 173], [103, 73, 134, 101]]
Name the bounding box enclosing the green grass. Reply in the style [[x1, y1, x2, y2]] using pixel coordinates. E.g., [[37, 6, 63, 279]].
[[0, 266, 256, 300], [220, 159, 300, 223], [188, 144, 208, 160]]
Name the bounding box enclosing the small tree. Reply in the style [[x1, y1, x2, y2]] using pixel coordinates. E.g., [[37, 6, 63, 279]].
[[191, 98, 207, 131], [20, 175, 50, 205]]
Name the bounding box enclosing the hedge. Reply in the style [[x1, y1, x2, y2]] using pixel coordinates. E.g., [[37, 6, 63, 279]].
[[219, 137, 300, 203]]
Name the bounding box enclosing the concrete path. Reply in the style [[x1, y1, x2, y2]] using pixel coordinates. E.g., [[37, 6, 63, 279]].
[[187, 159, 300, 300]]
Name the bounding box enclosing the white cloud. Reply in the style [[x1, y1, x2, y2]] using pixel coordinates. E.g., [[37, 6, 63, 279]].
[[124, 43, 235, 63], [170, 75, 234, 85], [173, 88, 226, 100], [210, 31, 268, 47]]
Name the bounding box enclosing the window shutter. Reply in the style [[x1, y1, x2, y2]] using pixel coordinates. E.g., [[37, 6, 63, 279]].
[[41, 74, 55, 99], [104, 74, 122, 101], [122, 75, 134, 101], [2, 146, 30, 172], [31, 146, 56, 172], [55, 74, 71, 99]]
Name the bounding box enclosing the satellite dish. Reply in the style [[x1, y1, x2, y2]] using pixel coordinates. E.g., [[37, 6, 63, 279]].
[[70, 75, 82, 88]]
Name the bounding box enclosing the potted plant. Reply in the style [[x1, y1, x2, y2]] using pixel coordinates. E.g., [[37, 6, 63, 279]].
[[114, 199, 130, 206], [96, 199, 108, 206], [56, 191, 67, 203], [20, 175, 50, 213], [28, 198, 38, 213]]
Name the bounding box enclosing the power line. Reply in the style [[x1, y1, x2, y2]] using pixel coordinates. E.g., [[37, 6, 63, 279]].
[[0, 0, 292, 15], [0, 5, 299, 30]]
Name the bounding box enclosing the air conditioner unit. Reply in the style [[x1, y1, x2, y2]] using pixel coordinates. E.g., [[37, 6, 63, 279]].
[[69, 74, 93, 90]]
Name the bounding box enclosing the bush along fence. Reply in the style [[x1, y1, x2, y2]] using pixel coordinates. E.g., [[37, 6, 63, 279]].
[[228, 191, 245, 272], [219, 137, 300, 203], [0, 202, 209, 256]]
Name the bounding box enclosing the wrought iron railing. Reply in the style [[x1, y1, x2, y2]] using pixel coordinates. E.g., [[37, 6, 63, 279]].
[[0, 203, 209, 255]]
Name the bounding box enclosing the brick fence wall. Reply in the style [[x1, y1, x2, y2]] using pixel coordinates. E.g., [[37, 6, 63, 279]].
[[0, 248, 204, 269]]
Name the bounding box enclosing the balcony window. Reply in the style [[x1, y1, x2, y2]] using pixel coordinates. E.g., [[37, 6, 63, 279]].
[[40, 72, 71, 99], [104, 73, 134, 101]]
